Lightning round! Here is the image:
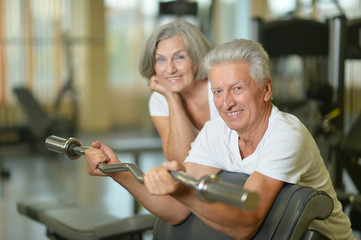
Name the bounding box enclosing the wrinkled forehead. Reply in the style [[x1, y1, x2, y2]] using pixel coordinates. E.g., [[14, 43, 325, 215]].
[[209, 61, 253, 86]]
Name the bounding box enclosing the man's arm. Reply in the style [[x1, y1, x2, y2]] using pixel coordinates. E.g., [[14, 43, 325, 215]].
[[85, 141, 192, 225], [184, 171, 283, 240], [110, 171, 191, 225], [145, 162, 284, 240]]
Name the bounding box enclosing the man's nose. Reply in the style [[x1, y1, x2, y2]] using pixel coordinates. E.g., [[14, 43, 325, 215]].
[[223, 92, 236, 109]]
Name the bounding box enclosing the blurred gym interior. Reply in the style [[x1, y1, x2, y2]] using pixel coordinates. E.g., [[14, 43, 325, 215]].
[[1, 0, 361, 239]]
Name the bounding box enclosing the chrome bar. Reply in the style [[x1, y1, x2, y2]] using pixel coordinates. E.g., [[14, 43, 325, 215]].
[[45, 135, 259, 210]]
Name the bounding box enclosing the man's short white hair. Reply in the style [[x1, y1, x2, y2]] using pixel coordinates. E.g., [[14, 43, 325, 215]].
[[203, 39, 270, 85]]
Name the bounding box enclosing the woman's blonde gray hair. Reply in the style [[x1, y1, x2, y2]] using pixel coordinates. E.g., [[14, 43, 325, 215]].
[[138, 20, 211, 81]]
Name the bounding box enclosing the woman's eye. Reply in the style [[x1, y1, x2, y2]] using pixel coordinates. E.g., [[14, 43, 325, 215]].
[[235, 86, 242, 90], [176, 55, 185, 60], [156, 57, 165, 62]]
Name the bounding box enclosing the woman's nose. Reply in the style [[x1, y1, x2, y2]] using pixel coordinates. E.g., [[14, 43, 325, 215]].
[[166, 60, 177, 74]]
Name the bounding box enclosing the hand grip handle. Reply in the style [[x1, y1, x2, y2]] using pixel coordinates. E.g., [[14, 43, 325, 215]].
[[171, 171, 258, 210], [197, 175, 259, 210]]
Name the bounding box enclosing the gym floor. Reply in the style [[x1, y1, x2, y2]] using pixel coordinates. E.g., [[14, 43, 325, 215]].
[[0, 130, 165, 240]]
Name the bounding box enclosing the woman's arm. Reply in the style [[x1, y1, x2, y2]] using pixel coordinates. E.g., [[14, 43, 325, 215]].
[[153, 92, 199, 162]]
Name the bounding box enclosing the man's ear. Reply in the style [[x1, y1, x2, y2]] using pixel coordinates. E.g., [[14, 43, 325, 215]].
[[263, 78, 272, 101]]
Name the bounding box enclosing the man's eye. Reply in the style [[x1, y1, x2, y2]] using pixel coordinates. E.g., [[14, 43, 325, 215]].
[[235, 87, 242, 90], [213, 90, 221, 94]]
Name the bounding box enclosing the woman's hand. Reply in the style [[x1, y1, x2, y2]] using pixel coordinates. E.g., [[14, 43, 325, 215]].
[[144, 161, 186, 196], [149, 75, 172, 96], [85, 141, 120, 176]]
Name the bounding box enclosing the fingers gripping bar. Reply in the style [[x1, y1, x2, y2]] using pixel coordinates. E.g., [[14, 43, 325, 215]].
[[45, 135, 259, 210]]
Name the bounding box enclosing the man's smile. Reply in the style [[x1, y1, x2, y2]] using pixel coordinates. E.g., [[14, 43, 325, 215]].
[[226, 110, 243, 116]]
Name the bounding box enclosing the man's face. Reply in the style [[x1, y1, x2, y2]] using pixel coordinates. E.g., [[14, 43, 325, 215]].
[[210, 61, 271, 134]]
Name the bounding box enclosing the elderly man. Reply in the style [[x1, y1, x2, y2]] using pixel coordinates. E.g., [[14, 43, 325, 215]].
[[85, 39, 354, 240]]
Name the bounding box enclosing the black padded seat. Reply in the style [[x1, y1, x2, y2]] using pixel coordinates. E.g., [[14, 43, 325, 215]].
[[153, 171, 333, 240]]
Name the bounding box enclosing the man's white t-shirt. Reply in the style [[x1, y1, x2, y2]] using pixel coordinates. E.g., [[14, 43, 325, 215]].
[[149, 80, 218, 119], [185, 105, 354, 240]]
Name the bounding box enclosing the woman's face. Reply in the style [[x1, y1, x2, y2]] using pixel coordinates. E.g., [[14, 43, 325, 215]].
[[154, 35, 197, 92]]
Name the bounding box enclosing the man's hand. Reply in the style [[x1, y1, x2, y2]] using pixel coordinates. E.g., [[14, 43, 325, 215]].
[[144, 160, 186, 196], [85, 141, 120, 176]]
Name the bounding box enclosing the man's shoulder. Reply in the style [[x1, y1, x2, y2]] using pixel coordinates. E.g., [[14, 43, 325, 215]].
[[267, 106, 312, 145], [270, 106, 305, 130]]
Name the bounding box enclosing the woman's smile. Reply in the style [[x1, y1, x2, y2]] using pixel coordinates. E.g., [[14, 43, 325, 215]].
[[166, 75, 182, 83]]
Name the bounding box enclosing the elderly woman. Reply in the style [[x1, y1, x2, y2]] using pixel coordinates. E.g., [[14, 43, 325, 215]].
[[138, 20, 218, 162]]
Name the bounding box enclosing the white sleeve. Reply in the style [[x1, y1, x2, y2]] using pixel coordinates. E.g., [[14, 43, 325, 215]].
[[149, 92, 169, 117]]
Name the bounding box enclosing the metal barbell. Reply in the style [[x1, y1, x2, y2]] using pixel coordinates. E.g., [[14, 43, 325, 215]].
[[45, 135, 259, 210]]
